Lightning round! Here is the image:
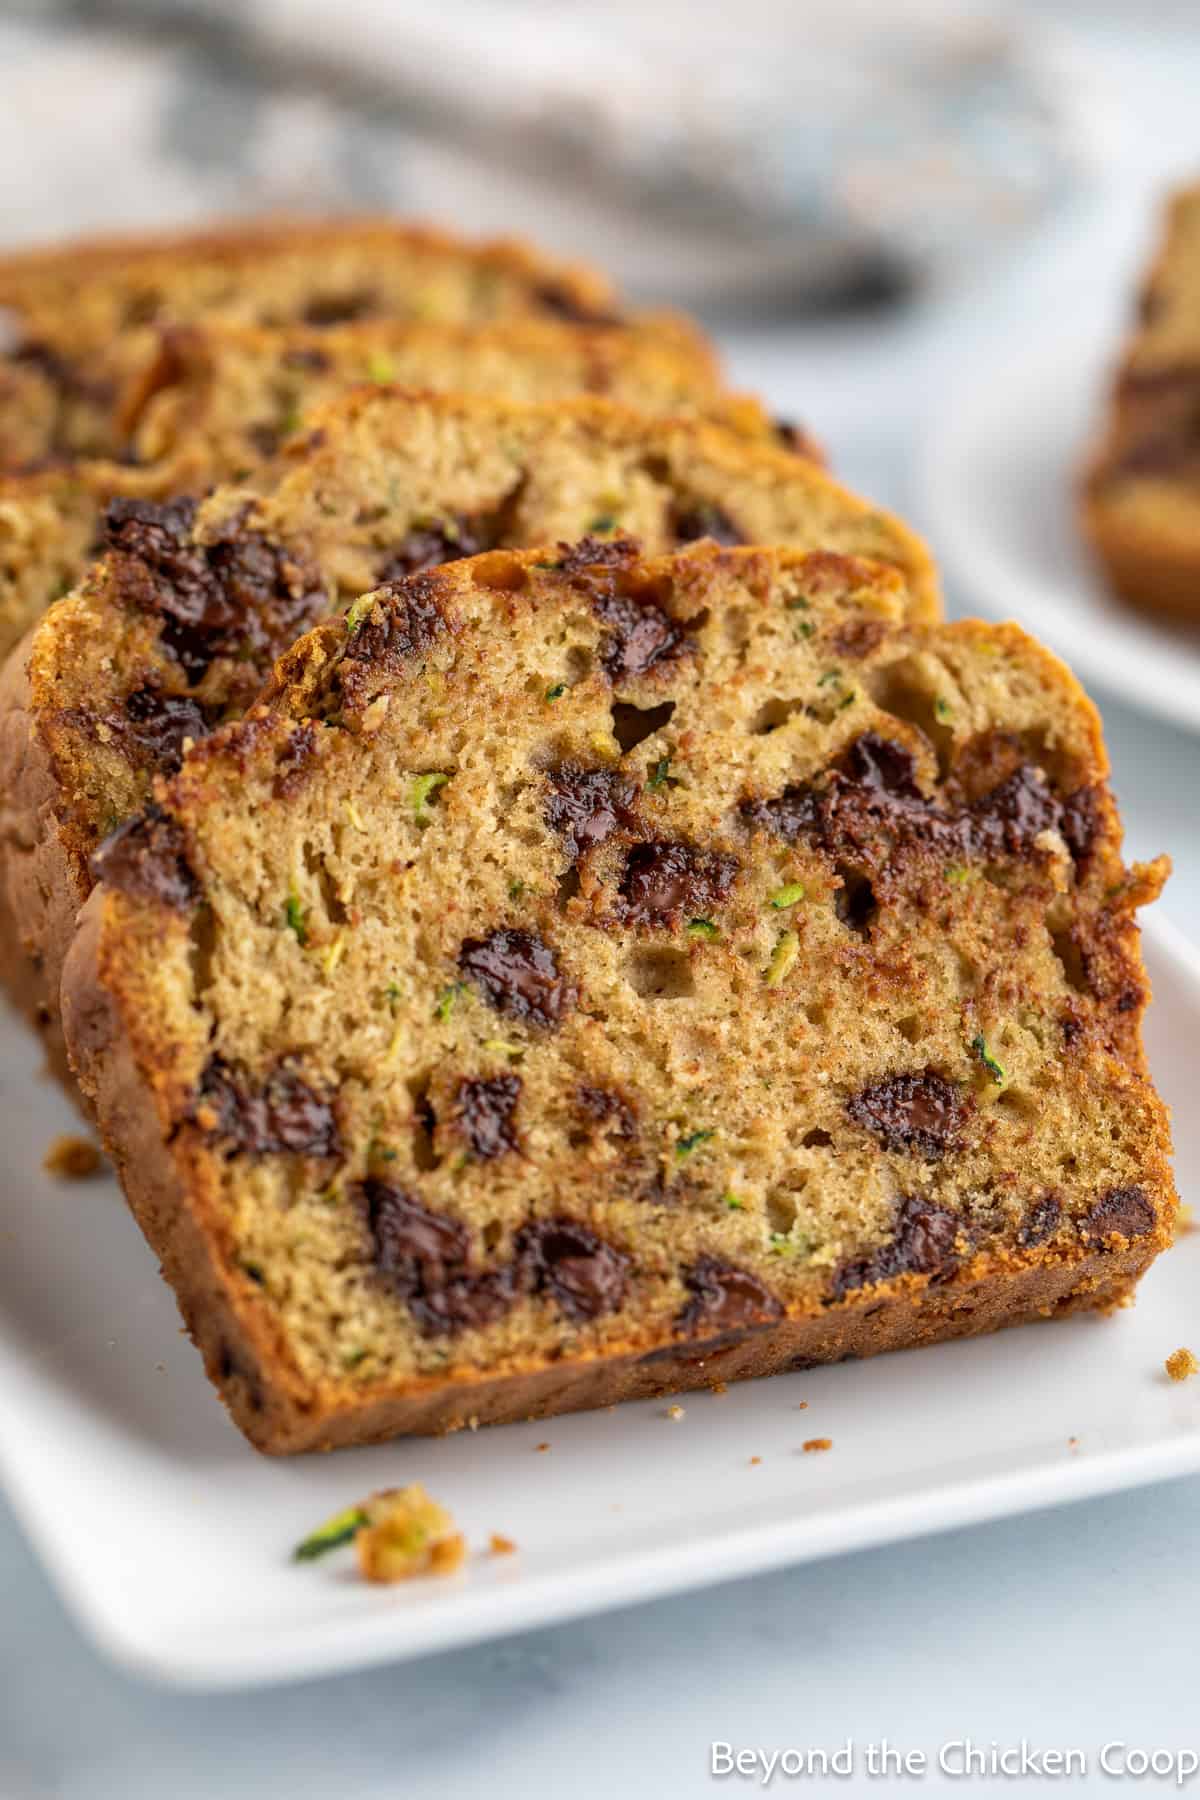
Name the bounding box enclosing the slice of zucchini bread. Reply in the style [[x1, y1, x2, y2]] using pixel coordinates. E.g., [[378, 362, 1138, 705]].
[[0, 394, 931, 1082], [0, 215, 625, 464], [0, 320, 771, 667], [61, 541, 1174, 1453], [1082, 182, 1200, 621], [120, 315, 754, 474]]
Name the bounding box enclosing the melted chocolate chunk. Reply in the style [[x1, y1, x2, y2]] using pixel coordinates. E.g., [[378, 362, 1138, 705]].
[[301, 289, 379, 326], [833, 1196, 962, 1297], [1060, 785, 1103, 868], [533, 282, 621, 326], [617, 840, 739, 927], [90, 804, 198, 910], [772, 417, 819, 457], [670, 501, 743, 546], [1082, 1185, 1156, 1246], [366, 1181, 469, 1292], [363, 1180, 514, 1336], [971, 766, 1062, 858], [459, 928, 575, 1026], [515, 1217, 629, 1321], [591, 584, 690, 682], [743, 730, 1083, 874], [677, 1256, 784, 1336], [544, 763, 640, 859], [194, 1056, 341, 1158], [457, 1074, 522, 1159], [846, 731, 922, 796], [1020, 1194, 1062, 1247], [377, 515, 494, 582], [845, 1070, 971, 1158], [336, 576, 448, 707], [575, 1084, 637, 1140], [105, 497, 324, 683], [119, 684, 212, 774], [272, 721, 319, 799], [555, 534, 641, 577]]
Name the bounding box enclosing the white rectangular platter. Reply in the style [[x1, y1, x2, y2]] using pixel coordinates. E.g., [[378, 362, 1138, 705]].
[[1, 915, 1197, 1692]]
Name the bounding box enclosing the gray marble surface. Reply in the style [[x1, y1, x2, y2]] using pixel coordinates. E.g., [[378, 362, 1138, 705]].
[[2, 15, 1200, 1800]]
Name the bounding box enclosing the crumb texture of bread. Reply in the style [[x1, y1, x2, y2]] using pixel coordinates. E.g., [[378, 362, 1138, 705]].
[[0, 392, 931, 1068], [59, 541, 1174, 1453], [1082, 182, 1200, 620]]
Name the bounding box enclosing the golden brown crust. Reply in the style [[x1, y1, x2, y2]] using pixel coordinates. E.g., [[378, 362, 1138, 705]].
[[61, 542, 1174, 1454], [0, 215, 617, 316], [0, 625, 93, 1092]]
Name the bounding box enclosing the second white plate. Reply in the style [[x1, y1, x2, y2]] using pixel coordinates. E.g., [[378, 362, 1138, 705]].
[[917, 315, 1200, 733]]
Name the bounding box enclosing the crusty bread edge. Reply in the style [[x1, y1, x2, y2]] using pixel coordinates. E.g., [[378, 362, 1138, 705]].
[[0, 622, 92, 1094]]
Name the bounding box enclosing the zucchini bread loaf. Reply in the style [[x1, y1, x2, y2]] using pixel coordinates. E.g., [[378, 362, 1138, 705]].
[[0, 216, 623, 464], [61, 540, 1173, 1452], [0, 320, 766, 665], [1082, 181, 1200, 621]]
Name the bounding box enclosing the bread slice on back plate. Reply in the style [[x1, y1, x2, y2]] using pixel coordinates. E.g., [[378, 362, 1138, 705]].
[[0, 322, 793, 666], [1081, 182, 1200, 622], [0, 216, 626, 464], [0, 394, 932, 1083], [60, 540, 1173, 1453]]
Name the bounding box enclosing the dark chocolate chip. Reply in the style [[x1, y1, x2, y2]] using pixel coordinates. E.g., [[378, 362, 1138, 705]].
[[845, 1070, 971, 1158], [459, 928, 576, 1026], [677, 1255, 784, 1336], [743, 730, 1077, 875], [772, 418, 822, 460], [90, 803, 198, 910], [272, 721, 320, 799], [554, 534, 642, 576], [377, 514, 494, 583], [575, 1084, 637, 1140], [338, 574, 447, 707], [833, 1195, 962, 1297], [670, 501, 743, 546], [457, 1074, 521, 1159], [365, 1180, 470, 1293], [105, 497, 324, 683], [544, 762, 640, 859], [119, 683, 212, 774], [515, 1217, 629, 1321], [1082, 1185, 1156, 1246], [362, 1179, 515, 1336], [193, 1055, 341, 1158], [617, 839, 739, 927], [1060, 785, 1103, 868], [301, 290, 379, 326], [593, 586, 689, 682], [1020, 1194, 1062, 1247], [533, 283, 621, 325]]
